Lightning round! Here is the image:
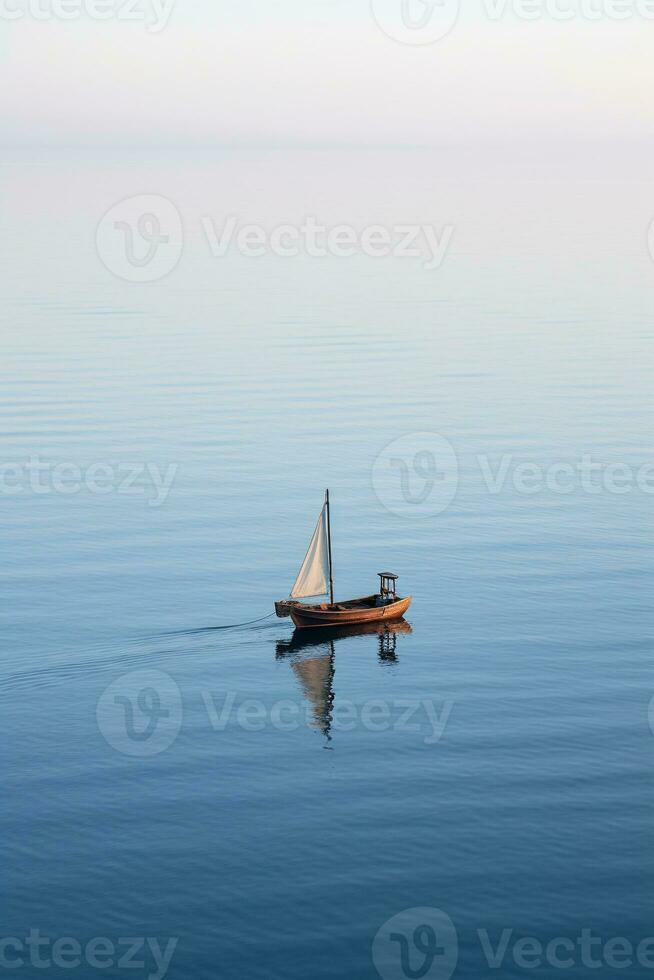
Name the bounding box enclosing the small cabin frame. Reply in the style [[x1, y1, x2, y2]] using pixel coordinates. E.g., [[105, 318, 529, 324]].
[[378, 572, 398, 601]]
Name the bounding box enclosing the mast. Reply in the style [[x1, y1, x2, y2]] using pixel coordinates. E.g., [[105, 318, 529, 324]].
[[325, 488, 334, 605]]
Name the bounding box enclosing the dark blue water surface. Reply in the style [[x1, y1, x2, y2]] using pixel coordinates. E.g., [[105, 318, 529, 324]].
[[2, 149, 653, 980]]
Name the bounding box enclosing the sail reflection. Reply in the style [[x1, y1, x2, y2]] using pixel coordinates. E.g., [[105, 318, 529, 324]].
[[289, 649, 335, 738], [275, 620, 412, 741]]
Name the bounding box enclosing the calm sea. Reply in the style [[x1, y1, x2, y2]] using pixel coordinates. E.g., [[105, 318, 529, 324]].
[[2, 148, 653, 980]]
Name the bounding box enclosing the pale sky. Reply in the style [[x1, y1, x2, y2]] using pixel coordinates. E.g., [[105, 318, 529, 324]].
[[1, 0, 652, 146]]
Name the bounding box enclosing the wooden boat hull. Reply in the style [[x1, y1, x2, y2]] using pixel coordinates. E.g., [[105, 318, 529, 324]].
[[289, 594, 412, 629]]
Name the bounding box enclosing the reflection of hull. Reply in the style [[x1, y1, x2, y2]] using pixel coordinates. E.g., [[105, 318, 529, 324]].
[[277, 618, 412, 656], [289, 594, 412, 629], [277, 618, 412, 738]]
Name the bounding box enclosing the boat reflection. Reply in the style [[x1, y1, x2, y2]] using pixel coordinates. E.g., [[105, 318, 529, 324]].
[[275, 620, 412, 740], [276, 618, 412, 658]]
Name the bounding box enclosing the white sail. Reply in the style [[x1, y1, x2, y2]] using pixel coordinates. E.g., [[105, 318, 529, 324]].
[[290, 505, 330, 599]]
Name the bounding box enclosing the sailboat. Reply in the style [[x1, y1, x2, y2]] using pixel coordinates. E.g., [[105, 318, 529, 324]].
[[275, 490, 412, 629]]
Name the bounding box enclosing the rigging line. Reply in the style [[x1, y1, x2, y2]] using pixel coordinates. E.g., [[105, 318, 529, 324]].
[[156, 612, 277, 637]]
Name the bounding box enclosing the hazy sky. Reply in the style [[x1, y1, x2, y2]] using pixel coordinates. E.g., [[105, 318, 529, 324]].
[[1, 0, 652, 146]]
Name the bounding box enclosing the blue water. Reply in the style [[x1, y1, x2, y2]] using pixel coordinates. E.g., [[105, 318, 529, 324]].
[[2, 149, 653, 980]]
